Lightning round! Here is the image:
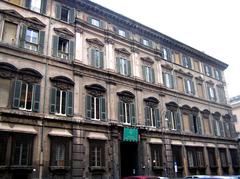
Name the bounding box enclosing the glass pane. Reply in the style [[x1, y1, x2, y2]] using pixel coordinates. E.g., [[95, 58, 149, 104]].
[[26, 29, 39, 44], [30, 0, 41, 12], [91, 97, 95, 118], [126, 103, 130, 123], [56, 90, 60, 113], [26, 84, 33, 110], [20, 83, 27, 108], [91, 18, 100, 27], [118, 29, 126, 37], [58, 38, 69, 53], [61, 91, 66, 115], [96, 97, 100, 119]]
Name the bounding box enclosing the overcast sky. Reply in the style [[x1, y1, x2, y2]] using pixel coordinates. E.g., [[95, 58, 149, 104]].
[[91, 0, 240, 98]]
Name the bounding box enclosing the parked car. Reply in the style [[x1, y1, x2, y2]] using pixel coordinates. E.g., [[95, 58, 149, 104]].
[[122, 176, 169, 179], [184, 175, 212, 178]]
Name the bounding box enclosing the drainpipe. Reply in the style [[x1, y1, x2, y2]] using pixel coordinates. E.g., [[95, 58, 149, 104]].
[[39, 0, 53, 178]]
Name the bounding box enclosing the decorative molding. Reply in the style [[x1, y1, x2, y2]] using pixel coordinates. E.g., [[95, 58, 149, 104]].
[[50, 76, 74, 90], [54, 28, 74, 37], [130, 46, 140, 53], [216, 83, 224, 88], [161, 64, 173, 70], [25, 17, 46, 27], [195, 76, 204, 81], [140, 57, 154, 64], [0, 9, 24, 19], [174, 68, 193, 77], [115, 48, 131, 56], [144, 97, 159, 107], [206, 80, 214, 85], [75, 27, 84, 34], [85, 84, 106, 97], [104, 37, 114, 44], [0, 62, 17, 79], [117, 90, 135, 103], [86, 38, 104, 47]]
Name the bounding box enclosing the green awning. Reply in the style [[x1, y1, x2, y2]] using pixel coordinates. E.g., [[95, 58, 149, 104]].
[[123, 127, 138, 142]]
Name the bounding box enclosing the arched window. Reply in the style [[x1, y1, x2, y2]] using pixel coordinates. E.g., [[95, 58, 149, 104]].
[[49, 76, 74, 116], [144, 97, 160, 128], [117, 91, 135, 125], [12, 68, 42, 112], [85, 84, 106, 121]]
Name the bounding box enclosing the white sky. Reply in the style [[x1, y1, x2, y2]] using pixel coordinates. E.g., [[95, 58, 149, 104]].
[[91, 0, 240, 98]]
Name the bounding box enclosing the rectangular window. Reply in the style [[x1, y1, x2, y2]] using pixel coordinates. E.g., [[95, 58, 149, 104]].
[[187, 150, 195, 168], [142, 39, 149, 46], [55, 3, 74, 23], [117, 57, 131, 76], [203, 117, 211, 135], [58, 37, 69, 60], [91, 48, 104, 68], [172, 145, 182, 167], [166, 110, 181, 131], [118, 101, 135, 125], [30, 0, 41, 13], [91, 18, 100, 27], [204, 64, 212, 77], [12, 135, 33, 166], [193, 59, 200, 72], [145, 106, 160, 128], [151, 145, 162, 168], [163, 72, 174, 89], [2, 21, 17, 45], [89, 140, 105, 167], [86, 95, 106, 121], [25, 28, 39, 52], [185, 79, 195, 95], [174, 52, 181, 64], [177, 77, 184, 92], [219, 149, 228, 167], [182, 55, 192, 69], [143, 66, 155, 83], [61, 6, 69, 22], [118, 29, 126, 37], [197, 83, 204, 98], [56, 89, 67, 115], [230, 149, 239, 167], [207, 85, 216, 101], [51, 138, 69, 167], [162, 47, 172, 61], [19, 82, 34, 111], [214, 69, 222, 81], [207, 148, 217, 168], [187, 147, 204, 168]]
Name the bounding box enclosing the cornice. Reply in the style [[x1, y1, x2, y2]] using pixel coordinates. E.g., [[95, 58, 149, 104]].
[[76, 0, 228, 70]]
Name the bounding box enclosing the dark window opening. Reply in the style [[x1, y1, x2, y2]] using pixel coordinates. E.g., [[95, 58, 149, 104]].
[[61, 7, 69, 22]]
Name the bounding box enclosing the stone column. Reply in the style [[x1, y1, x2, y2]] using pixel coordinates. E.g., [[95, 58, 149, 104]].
[[226, 148, 234, 175], [73, 73, 82, 118], [215, 147, 222, 175], [131, 47, 141, 79], [110, 126, 120, 179], [155, 57, 163, 85], [203, 146, 211, 175], [182, 145, 189, 176], [75, 27, 83, 62]]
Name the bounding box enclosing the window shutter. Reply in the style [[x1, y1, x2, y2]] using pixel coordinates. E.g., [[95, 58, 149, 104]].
[[100, 97, 106, 121], [196, 116, 202, 134], [118, 101, 124, 122], [12, 80, 22, 108], [99, 51, 104, 69], [33, 84, 41, 112], [69, 40, 75, 61], [230, 123, 237, 138], [191, 81, 195, 95], [170, 74, 174, 89], [155, 108, 160, 128], [87, 16, 92, 24], [219, 120, 224, 137], [162, 73, 166, 86], [151, 68, 155, 83], [184, 79, 189, 93], [25, 0, 31, 9], [69, 8, 75, 23], [85, 95, 92, 119], [19, 25, 27, 48], [50, 87, 57, 113], [40, 0, 47, 14], [144, 106, 150, 126], [142, 66, 146, 81], [90, 48, 96, 66], [55, 3, 61, 20], [66, 91, 73, 116], [116, 57, 121, 73], [140, 38, 143, 44], [175, 111, 181, 131], [189, 114, 195, 133], [213, 88, 217, 101], [188, 57, 192, 69], [166, 110, 172, 129], [100, 20, 104, 29], [148, 40, 152, 48], [212, 119, 217, 136], [125, 31, 130, 39], [52, 35, 59, 57], [204, 65, 208, 75], [38, 31, 45, 54], [130, 103, 136, 125], [127, 60, 131, 76]]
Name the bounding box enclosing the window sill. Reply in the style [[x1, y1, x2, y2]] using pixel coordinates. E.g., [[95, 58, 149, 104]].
[[89, 166, 105, 172], [10, 165, 33, 171], [49, 166, 71, 172]]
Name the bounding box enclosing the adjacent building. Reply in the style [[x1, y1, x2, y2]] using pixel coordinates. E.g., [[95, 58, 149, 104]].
[[0, 0, 239, 179], [230, 96, 240, 133]]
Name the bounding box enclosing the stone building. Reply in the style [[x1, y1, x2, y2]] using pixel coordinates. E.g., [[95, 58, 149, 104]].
[[230, 96, 240, 133], [0, 0, 239, 179]]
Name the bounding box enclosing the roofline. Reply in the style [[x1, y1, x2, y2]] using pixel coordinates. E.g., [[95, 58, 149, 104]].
[[76, 0, 228, 70]]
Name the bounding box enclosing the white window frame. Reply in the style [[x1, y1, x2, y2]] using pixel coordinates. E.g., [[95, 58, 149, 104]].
[[163, 72, 173, 89], [123, 103, 130, 125], [58, 37, 69, 60], [30, 0, 41, 13], [25, 28, 39, 52], [119, 57, 129, 76], [60, 6, 70, 22], [169, 110, 177, 130], [145, 66, 153, 83], [91, 96, 100, 121], [142, 39, 149, 46], [91, 18, 100, 27], [118, 29, 126, 37], [19, 82, 34, 111], [55, 89, 67, 116], [209, 86, 216, 100]]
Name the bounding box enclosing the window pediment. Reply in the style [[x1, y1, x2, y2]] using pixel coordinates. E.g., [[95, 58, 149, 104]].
[[115, 48, 131, 56], [117, 90, 135, 103], [85, 84, 106, 97], [50, 76, 74, 90], [195, 76, 204, 81], [174, 68, 193, 77], [206, 80, 214, 85], [144, 97, 159, 107], [161, 64, 173, 70], [201, 109, 210, 118], [212, 112, 221, 118], [86, 38, 104, 47], [141, 57, 154, 64], [25, 17, 46, 28], [0, 9, 24, 19], [54, 28, 74, 37], [0, 62, 17, 79], [18, 68, 42, 83]]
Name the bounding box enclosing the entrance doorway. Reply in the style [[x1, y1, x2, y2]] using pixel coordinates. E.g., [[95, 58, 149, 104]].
[[120, 142, 138, 177]]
